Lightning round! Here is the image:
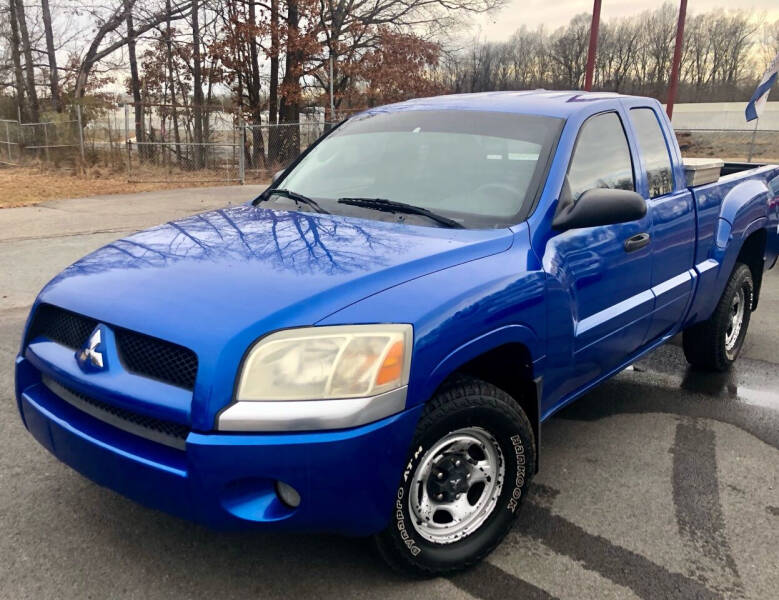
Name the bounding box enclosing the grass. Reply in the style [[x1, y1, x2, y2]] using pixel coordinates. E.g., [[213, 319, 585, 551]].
[[0, 165, 252, 208]]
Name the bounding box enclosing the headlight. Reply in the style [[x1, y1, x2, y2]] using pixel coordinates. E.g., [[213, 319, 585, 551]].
[[236, 324, 413, 401]]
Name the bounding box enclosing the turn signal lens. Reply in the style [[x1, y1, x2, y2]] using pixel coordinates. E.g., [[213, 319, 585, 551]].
[[376, 340, 404, 386]]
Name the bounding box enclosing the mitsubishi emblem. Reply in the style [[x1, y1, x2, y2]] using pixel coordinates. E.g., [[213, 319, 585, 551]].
[[76, 326, 107, 371]]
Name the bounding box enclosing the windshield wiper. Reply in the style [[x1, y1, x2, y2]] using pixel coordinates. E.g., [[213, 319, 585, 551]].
[[259, 188, 330, 214], [337, 197, 463, 229]]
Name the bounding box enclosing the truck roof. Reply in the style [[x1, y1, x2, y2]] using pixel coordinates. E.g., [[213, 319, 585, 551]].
[[361, 90, 644, 120]]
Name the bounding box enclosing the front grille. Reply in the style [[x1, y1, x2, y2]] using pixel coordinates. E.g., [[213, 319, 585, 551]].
[[115, 329, 199, 391], [26, 304, 198, 390], [26, 303, 98, 350], [42, 376, 189, 450]]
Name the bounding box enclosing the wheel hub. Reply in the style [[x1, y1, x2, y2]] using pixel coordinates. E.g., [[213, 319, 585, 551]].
[[725, 285, 746, 354], [425, 454, 472, 502], [408, 427, 505, 544]]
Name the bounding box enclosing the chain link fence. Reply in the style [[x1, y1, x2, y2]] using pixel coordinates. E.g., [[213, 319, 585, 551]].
[[20, 108, 84, 163], [0, 119, 23, 165], [0, 108, 85, 166], [4, 102, 779, 183], [127, 140, 244, 183], [82, 109, 129, 168], [241, 120, 334, 182]]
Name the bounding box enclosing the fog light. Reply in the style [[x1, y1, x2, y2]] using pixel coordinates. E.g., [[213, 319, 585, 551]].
[[275, 480, 301, 508]]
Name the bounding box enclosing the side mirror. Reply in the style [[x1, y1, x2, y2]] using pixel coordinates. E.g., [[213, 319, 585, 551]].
[[552, 188, 646, 231], [272, 169, 285, 183]]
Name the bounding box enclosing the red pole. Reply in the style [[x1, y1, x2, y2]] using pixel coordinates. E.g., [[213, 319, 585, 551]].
[[584, 0, 602, 91], [666, 0, 688, 119]]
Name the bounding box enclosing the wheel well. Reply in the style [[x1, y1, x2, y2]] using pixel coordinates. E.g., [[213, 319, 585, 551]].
[[737, 229, 766, 309], [445, 343, 540, 470]]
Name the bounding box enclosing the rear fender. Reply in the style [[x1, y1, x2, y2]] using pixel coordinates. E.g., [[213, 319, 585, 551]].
[[685, 175, 771, 327], [718, 178, 770, 231]]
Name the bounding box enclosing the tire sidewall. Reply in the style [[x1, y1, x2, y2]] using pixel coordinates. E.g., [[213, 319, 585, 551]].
[[389, 403, 534, 571], [719, 265, 753, 364]]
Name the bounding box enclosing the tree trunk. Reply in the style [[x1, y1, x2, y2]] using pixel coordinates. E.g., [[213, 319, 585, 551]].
[[8, 0, 27, 120], [266, 0, 280, 164], [278, 0, 301, 163], [191, 0, 204, 168], [165, 0, 182, 166], [247, 0, 265, 168], [14, 0, 40, 122], [269, 0, 279, 124], [40, 0, 61, 112], [126, 3, 145, 158]]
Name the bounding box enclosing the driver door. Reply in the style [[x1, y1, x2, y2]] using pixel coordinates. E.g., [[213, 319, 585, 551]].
[[544, 111, 653, 396]]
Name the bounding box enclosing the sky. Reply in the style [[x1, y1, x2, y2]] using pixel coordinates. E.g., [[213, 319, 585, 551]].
[[472, 0, 779, 40]]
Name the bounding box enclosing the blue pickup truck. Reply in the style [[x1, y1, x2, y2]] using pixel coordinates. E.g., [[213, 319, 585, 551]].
[[15, 91, 779, 575]]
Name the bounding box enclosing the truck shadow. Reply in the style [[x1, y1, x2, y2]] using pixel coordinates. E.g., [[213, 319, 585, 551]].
[[554, 343, 779, 450], [66, 486, 405, 594]]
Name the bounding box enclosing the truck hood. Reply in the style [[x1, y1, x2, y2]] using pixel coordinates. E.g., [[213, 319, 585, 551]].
[[38, 205, 513, 360]]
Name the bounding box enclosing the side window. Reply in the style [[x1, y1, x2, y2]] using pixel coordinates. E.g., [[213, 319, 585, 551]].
[[630, 108, 674, 198], [567, 112, 634, 202]]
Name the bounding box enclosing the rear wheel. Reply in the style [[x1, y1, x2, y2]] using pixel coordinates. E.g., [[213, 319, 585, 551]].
[[683, 262, 754, 371], [374, 376, 535, 577]]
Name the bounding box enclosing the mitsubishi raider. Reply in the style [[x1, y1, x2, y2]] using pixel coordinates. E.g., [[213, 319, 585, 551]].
[[15, 92, 779, 575]]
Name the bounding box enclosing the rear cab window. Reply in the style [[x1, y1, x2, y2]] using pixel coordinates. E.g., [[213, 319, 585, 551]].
[[629, 108, 674, 198]]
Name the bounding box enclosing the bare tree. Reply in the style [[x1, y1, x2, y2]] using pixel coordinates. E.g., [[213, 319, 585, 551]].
[[165, 0, 182, 159], [549, 14, 589, 89], [8, 0, 27, 119], [268, 0, 279, 124], [13, 0, 40, 121], [126, 0, 146, 150], [40, 0, 61, 111], [435, 3, 764, 103], [315, 0, 505, 110], [74, 0, 190, 99], [191, 0, 204, 166]]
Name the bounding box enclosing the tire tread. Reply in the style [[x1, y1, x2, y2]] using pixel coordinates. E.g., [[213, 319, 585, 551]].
[[683, 262, 753, 371], [374, 375, 535, 577]]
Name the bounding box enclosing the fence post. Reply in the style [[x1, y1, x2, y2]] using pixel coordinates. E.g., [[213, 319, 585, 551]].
[[239, 121, 246, 185], [43, 122, 50, 162], [4, 121, 10, 163], [76, 104, 85, 162], [125, 104, 131, 182]]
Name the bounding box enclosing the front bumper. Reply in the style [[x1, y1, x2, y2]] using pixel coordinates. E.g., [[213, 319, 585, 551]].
[[16, 356, 422, 535]]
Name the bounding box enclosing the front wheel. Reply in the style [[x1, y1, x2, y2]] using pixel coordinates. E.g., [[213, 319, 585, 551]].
[[683, 262, 754, 371], [374, 376, 535, 576]]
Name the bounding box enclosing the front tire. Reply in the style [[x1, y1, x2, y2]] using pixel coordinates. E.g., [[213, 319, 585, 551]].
[[374, 376, 535, 577], [683, 262, 754, 371]]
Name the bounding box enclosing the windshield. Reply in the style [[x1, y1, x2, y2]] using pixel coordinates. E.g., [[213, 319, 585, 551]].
[[273, 110, 563, 228]]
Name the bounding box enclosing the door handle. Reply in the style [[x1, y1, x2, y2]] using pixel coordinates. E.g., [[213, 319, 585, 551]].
[[624, 232, 650, 252]]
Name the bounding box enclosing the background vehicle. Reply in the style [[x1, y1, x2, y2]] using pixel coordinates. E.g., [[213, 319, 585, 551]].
[[15, 91, 779, 576]]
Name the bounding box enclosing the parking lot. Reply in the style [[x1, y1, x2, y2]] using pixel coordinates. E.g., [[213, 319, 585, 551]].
[[1, 187, 777, 600]]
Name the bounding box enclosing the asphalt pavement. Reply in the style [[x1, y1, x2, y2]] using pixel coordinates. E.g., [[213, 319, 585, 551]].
[[0, 188, 777, 599]]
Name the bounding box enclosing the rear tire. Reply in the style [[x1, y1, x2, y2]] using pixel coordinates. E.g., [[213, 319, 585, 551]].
[[683, 262, 753, 371], [374, 376, 535, 577]]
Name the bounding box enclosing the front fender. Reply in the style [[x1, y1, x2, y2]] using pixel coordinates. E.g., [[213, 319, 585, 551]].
[[425, 324, 541, 402], [316, 227, 547, 411]]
